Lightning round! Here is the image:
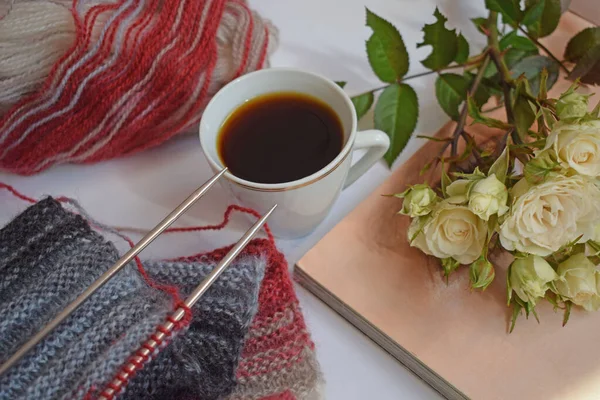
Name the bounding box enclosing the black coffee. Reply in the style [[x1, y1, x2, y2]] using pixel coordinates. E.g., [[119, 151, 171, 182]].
[[218, 92, 343, 184]]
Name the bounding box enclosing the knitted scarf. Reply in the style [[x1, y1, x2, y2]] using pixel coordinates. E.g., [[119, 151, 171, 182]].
[[0, 196, 322, 399]]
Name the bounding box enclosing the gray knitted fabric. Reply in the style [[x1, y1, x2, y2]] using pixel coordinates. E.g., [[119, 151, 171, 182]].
[[0, 197, 266, 400]]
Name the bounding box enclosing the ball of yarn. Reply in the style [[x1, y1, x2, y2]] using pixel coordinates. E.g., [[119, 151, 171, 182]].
[[0, 0, 278, 175]]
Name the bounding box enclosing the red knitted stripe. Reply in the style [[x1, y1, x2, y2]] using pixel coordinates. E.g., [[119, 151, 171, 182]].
[[241, 320, 312, 356], [182, 239, 317, 388]]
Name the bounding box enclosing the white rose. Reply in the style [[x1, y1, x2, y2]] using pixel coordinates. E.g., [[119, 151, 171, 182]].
[[408, 201, 487, 264], [399, 184, 438, 217], [509, 255, 558, 306], [593, 223, 600, 243], [555, 253, 600, 311], [499, 175, 600, 256], [546, 121, 600, 177], [468, 175, 509, 221]]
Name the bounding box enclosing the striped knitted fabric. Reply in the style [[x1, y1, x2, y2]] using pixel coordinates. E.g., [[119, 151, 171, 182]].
[[0, 197, 323, 399], [185, 242, 324, 400]]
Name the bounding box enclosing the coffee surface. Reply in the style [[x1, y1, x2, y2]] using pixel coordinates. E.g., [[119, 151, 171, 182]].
[[218, 92, 343, 184]]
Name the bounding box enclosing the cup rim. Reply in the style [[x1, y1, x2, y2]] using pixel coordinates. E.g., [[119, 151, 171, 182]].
[[199, 67, 357, 191]]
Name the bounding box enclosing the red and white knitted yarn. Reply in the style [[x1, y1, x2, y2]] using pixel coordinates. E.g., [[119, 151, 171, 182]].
[[0, 184, 324, 399], [0, 0, 277, 175], [172, 241, 324, 400]]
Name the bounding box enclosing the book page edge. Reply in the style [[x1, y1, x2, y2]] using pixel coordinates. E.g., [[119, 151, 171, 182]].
[[294, 264, 468, 400]]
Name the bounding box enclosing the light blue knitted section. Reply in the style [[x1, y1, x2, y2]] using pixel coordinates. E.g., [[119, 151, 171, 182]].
[[0, 198, 266, 399]]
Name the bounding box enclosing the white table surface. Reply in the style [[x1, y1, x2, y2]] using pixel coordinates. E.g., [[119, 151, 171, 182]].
[[0, 0, 490, 398]]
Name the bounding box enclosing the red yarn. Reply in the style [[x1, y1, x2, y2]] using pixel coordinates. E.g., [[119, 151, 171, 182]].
[[159, 204, 275, 243], [0, 183, 37, 203], [0, 0, 274, 175]]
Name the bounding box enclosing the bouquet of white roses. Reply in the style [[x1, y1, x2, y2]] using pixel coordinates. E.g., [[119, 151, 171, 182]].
[[398, 88, 600, 331], [341, 1, 600, 330]]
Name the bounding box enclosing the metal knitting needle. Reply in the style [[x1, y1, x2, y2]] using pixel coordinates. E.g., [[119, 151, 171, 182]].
[[0, 168, 228, 377], [99, 203, 277, 399]]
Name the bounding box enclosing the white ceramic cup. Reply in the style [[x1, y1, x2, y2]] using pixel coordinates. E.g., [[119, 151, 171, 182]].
[[200, 68, 390, 238]]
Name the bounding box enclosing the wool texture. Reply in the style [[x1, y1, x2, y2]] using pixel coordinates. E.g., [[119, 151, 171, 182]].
[[0, 194, 323, 399], [0, 197, 265, 399], [0, 0, 277, 175]]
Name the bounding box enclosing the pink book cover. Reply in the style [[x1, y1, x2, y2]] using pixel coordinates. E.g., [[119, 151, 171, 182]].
[[296, 11, 599, 400]]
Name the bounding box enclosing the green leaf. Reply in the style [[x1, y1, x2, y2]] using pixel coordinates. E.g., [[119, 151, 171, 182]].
[[541, 107, 556, 129], [528, 302, 540, 323], [435, 73, 469, 120], [464, 73, 494, 104], [420, 161, 433, 175], [483, 62, 498, 78], [485, 0, 522, 25], [335, 81, 347, 89], [568, 45, 600, 85], [416, 135, 451, 142], [488, 147, 509, 183], [564, 27, 600, 62], [471, 17, 488, 34], [499, 31, 537, 51], [511, 55, 559, 95], [505, 47, 539, 69], [562, 301, 572, 326], [374, 83, 419, 167], [524, 149, 560, 184], [366, 35, 399, 83], [441, 162, 452, 197], [441, 257, 460, 279], [365, 9, 410, 82], [409, 215, 429, 243], [417, 8, 458, 70], [525, 0, 561, 38], [467, 96, 511, 129], [522, 0, 545, 25], [506, 264, 513, 305], [499, 31, 515, 50], [509, 300, 523, 333], [486, 215, 498, 249], [351, 92, 375, 120], [484, 48, 538, 78], [474, 83, 491, 107], [455, 33, 470, 64], [514, 95, 537, 140]]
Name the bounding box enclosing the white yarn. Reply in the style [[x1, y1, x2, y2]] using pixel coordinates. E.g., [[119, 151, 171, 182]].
[[0, 0, 110, 115]]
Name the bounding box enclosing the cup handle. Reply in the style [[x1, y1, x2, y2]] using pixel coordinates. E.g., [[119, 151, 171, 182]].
[[344, 129, 390, 188]]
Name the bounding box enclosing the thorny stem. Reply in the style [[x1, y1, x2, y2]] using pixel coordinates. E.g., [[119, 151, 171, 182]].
[[488, 12, 522, 146], [351, 59, 484, 98], [518, 26, 571, 75], [482, 104, 503, 113], [450, 55, 491, 157]]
